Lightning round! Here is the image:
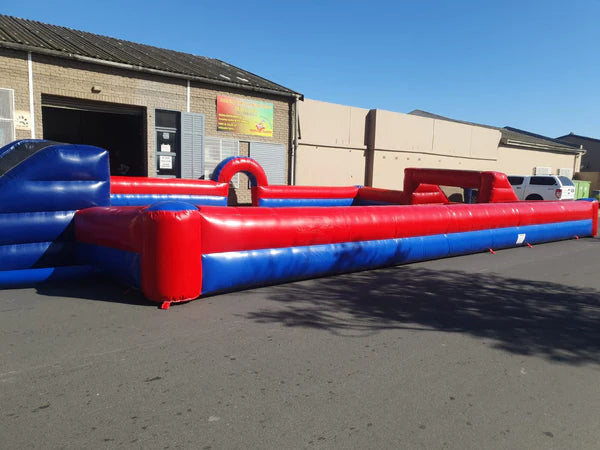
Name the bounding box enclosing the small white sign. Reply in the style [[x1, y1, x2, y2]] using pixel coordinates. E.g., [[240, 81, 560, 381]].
[[15, 111, 31, 130], [159, 155, 173, 170], [516, 233, 526, 245], [160, 144, 171, 153]]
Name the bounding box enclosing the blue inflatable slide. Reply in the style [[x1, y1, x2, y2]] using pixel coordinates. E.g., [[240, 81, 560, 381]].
[[0, 139, 110, 286]]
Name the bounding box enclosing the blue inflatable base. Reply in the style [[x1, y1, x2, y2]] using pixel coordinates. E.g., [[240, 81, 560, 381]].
[[0, 265, 99, 288], [78, 243, 141, 289], [258, 198, 355, 207], [201, 219, 591, 295]]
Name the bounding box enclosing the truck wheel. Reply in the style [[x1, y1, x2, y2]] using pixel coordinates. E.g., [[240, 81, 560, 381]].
[[525, 194, 543, 201]]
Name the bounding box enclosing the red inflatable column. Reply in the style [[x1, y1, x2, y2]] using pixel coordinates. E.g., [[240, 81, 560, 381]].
[[592, 200, 599, 237], [139, 202, 203, 303], [479, 172, 519, 203]]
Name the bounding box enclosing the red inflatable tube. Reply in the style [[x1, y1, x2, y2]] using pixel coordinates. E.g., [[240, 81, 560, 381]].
[[197, 201, 595, 255], [356, 187, 406, 204], [253, 185, 359, 199], [591, 200, 598, 236], [514, 201, 590, 226], [140, 208, 202, 302], [410, 184, 449, 204], [111, 176, 229, 196], [75, 205, 203, 302], [215, 157, 268, 187], [479, 172, 519, 203], [75, 206, 144, 253], [251, 185, 360, 206], [405, 168, 482, 192]]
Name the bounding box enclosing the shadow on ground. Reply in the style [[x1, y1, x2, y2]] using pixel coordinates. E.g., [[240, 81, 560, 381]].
[[35, 275, 150, 307], [248, 267, 600, 364]]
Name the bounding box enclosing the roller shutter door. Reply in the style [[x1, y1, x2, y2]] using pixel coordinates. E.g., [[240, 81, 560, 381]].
[[249, 142, 286, 185], [42, 94, 143, 115]]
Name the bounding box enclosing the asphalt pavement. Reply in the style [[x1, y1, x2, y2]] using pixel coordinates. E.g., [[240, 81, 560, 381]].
[[1, 237, 600, 449]]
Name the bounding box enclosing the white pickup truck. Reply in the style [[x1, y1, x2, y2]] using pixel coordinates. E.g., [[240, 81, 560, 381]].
[[508, 175, 576, 201]]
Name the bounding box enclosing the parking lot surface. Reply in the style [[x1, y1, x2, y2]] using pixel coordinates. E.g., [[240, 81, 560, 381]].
[[1, 237, 600, 449]]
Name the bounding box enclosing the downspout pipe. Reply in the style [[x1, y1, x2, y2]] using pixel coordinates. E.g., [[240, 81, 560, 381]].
[[27, 51, 35, 139], [291, 96, 300, 185], [364, 109, 376, 187], [574, 144, 584, 174]]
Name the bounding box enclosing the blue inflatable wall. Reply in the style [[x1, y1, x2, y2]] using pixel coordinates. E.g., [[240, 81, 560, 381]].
[[0, 140, 110, 287]]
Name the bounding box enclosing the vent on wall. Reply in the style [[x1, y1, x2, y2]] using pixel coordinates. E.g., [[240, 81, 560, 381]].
[[558, 168, 573, 179], [534, 166, 551, 175]]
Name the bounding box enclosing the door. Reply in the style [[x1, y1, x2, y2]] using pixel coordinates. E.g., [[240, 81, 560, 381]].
[[155, 110, 180, 177], [156, 127, 179, 177]]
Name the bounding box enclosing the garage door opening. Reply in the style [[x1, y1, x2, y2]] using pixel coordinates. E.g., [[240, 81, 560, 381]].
[[42, 96, 146, 176]]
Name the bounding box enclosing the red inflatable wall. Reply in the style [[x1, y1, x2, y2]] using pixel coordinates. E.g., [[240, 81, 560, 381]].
[[356, 187, 406, 205], [197, 201, 594, 255], [111, 176, 229, 196], [403, 168, 518, 203], [251, 185, 360, 206], [75, 199, 597, 303]]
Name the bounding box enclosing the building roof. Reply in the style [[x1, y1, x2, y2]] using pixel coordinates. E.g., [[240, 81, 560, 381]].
[[409, 109, 583, 154], [0, 14, 301, 99], [556, 132, 600, 144]]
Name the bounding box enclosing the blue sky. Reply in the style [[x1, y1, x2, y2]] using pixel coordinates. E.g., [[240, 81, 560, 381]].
[[3, 0, 599, 137]]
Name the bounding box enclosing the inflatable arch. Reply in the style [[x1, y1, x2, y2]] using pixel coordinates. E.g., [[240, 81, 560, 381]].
[[211, 156, 268, 187]]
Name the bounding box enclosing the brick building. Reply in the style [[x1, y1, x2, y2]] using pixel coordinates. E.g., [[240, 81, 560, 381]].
[[0, 14, 302, 204]]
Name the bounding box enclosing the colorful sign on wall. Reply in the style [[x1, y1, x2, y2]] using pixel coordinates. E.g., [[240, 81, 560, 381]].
[[217, 96, 273, 137]]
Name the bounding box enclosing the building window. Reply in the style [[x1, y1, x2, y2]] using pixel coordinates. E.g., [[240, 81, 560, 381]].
[[0, 88, 15, 147], [205, 137, 240, 187]]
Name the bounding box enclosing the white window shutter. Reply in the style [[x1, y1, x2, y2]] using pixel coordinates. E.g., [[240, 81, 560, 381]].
[[180, 112, 204, 179], [0, 89, 15, 147]]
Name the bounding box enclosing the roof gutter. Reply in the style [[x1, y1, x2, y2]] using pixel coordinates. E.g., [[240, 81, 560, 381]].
[[0, 42, 304, 101], [504, 138, 586, 155]]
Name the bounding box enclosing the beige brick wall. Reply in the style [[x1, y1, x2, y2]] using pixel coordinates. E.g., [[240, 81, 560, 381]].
[[30, 54, 187, 175], [296, 145, 366, 186], [0, 48, 31, 141], [498, 145, 581, 177], [191, 85, 292, 203], [0, 48, 293, 203]]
